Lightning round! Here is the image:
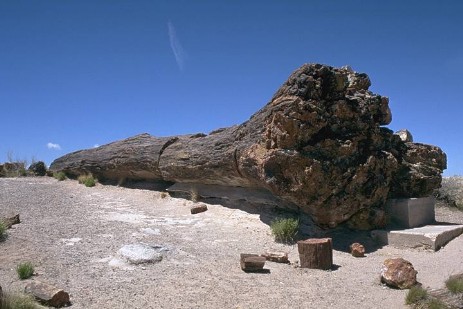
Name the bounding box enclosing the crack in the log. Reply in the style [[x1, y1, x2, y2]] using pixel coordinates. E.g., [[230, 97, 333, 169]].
[[157, 137, 179, 178], [233, 148, 244, 178]]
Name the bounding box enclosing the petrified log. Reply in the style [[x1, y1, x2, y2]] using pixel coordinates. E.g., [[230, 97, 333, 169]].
[[50, 63, 447, 228], [240, 254, 266, 272], [24, 281, 70, 308], [297, 238, 333, 270]]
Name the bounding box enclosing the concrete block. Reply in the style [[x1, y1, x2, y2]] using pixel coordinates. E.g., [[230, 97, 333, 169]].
[[386, 197, 435, 228], [372, 225, 463, 251]]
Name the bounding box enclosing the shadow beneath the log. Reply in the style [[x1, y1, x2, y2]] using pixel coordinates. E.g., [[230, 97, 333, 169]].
[[243, 269, 271, 274], [321, 227, 384, 254], [331, 264, 341, 271]]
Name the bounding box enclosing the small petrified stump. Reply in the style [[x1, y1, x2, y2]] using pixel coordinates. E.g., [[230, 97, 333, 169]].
[[190, 203, 208, 214], [261, 251, 289, 263], [349, 242, 365, 257], [240, 254, 266, 272], [297, 238, 333, 270], [1, 214, 20, 229], [380, 258, 417, 289], [24, 281, 70, 308]]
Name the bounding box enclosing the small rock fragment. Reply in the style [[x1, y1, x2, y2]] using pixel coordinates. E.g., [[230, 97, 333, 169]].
[[24, 281, 70, 308], [349, 243, 365, 257], [240, 253, 266, 272], [261, 251, 289, 263], [190, 203, 208, 214], [380, 258, 417, 289]]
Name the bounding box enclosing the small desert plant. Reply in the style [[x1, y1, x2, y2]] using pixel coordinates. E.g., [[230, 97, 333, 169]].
[[426, 298, 449, 309], [270, 217, 299, 243], [0, 221, 6, 239], [405, 285, 428, 305], [190, 188, 199, 202], [160, 192, 169, 199], [445, 275, 463, 294], [78, 174, 96, 187], [1, 291, 43, 309], [53, 171, 66, 181], [16, 262, 34, 280]]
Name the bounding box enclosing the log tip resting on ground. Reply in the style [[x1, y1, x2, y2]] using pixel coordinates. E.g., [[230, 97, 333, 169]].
[[49, 63, 446, 229]]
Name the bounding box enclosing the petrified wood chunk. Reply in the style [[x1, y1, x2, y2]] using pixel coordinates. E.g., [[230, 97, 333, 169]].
[[297, 238, 333, 270], [190, 204, 208, 214], [24, 281, 70, 308], [50, 63, 446, 228], [240, 254, 266, 272], [380, 258, 417, 289]]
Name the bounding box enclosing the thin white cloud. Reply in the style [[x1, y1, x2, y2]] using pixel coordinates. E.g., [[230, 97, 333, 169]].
[[168, 21, 187, 71], [93, 144, 100, 148], [47, 142, 61, 150]]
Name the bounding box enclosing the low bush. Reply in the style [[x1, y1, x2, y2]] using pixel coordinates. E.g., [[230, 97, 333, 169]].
[[1, 291, 42, 309], [426, 298, 449, 309], [0, 221, 6, 239], [436, 177, 463, 210], [16, 262, 34, 280], [405, 285, 428, 305], [445, 275, 463, 294], [53, 171, 66, 181], [270, 218, 299, 243], [78, 174, 96, 187]]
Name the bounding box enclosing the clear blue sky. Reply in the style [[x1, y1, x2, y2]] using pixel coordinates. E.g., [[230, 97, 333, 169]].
[[1, 1, 462, 175]]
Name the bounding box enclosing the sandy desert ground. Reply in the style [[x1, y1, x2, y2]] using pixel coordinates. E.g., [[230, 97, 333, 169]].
[[2, 177, 463, 308]]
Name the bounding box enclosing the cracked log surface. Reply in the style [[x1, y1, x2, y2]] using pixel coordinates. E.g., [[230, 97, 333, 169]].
[[50, 63, 446, 228]]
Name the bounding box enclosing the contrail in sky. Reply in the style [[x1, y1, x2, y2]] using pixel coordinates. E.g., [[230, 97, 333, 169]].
[[167, 21, 186, 71]]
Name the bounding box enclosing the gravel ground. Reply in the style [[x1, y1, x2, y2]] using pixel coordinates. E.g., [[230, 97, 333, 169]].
[[2, 177, 463, 309]]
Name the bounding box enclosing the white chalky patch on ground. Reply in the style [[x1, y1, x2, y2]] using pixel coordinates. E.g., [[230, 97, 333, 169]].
[[148, 217, 199, 226], [108, 257, 135, 270], [118, 243, 167, 265], [140, 228, 161, 235], [104, 212, 147, 223], [60, 237, 82, 246]]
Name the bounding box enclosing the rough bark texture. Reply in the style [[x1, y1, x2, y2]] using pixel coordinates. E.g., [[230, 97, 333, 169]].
[[50, 63, 447, 228], [24, 281, 70, 308], [297, 238, 333, 269]]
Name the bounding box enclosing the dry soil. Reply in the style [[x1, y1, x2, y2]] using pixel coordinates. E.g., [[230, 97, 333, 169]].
[[2, 177, 463, 309]]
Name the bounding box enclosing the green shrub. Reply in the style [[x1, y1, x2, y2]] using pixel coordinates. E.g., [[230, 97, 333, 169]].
[[426, 298, 449, 309], [270, 218, 299, 243], [53, 171, 66, 181], [16, 262, 34, 280], [0, 221, 6, 239], [405, 285, 428, 305], [445, 275, 463, 294], [78, 174, 96, 187], [1, 291, 42, 309]]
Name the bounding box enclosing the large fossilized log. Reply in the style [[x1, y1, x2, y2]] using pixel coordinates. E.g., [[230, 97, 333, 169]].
[[50, 63, 446, 228]]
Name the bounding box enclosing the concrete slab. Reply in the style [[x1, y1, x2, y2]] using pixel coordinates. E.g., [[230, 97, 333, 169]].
[[386, 197, 435, 228], [371, 225, 463, 251]]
